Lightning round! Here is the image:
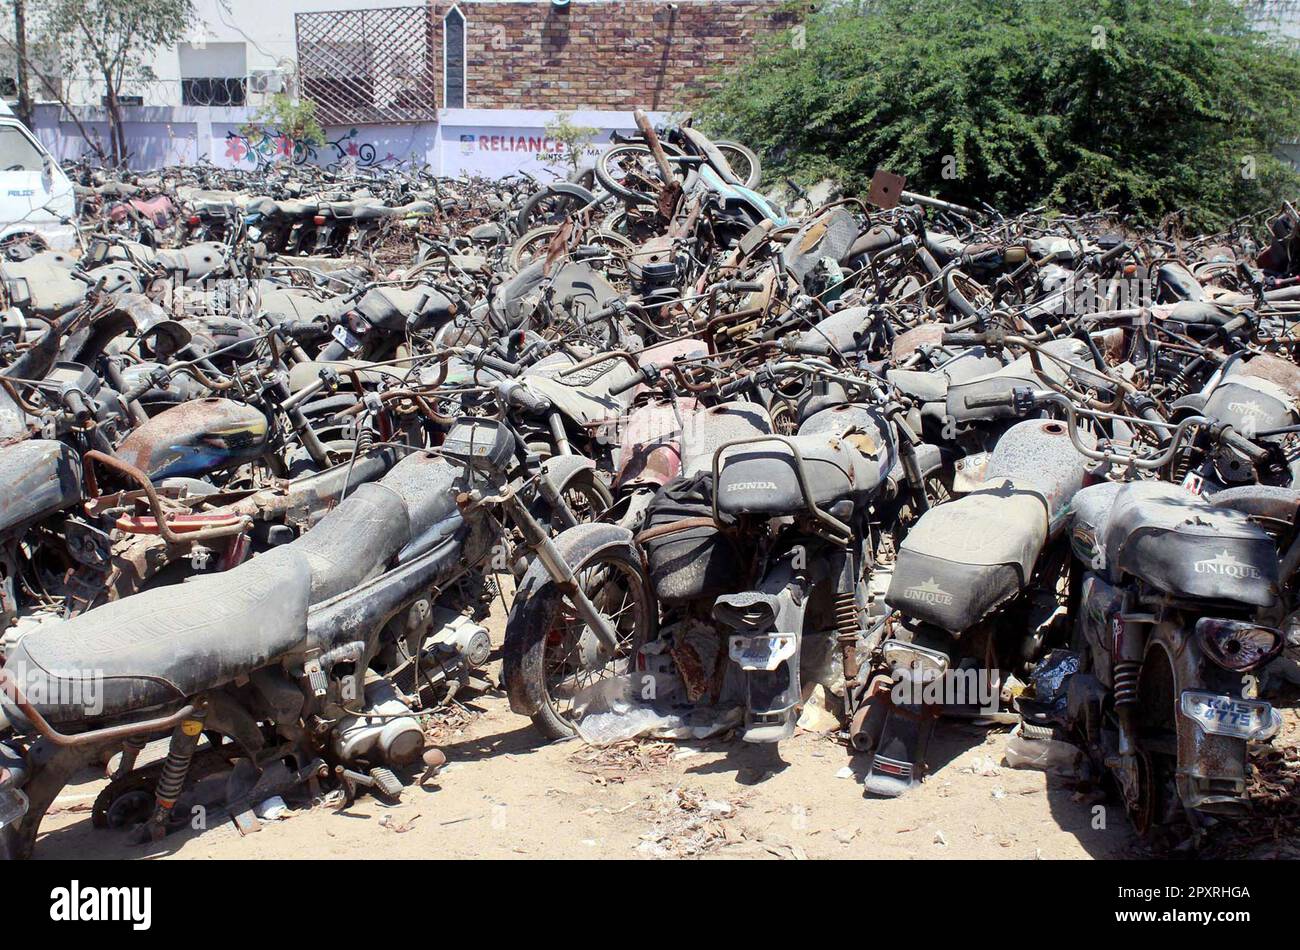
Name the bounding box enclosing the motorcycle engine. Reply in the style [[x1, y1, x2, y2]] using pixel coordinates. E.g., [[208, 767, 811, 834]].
[[332, 679, 426, 768]]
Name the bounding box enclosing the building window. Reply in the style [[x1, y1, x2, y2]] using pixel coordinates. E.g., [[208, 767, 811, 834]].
[[443, 7, 466, 109], [181, 78, 247, 107], [178, 41, 247, 107]]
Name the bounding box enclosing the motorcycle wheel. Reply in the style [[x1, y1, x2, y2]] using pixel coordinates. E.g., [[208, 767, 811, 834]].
[[1130, 649, 1180, 839], [715, 141, 762, 190], [515, 184, 598, 236], [504, 538, 655, 740], [553, 468, 614, 529], [595, 144, 671, 206]]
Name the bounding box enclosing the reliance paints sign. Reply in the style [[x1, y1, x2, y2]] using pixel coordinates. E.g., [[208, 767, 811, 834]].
[[436, 108, 668, 178]]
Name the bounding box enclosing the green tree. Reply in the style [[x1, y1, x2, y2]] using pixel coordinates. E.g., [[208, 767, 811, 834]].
[[543, 111, 599, 175], [700, 0, 1300, 228], [39, 0, 195, 166], [241, 93, 325, 160]]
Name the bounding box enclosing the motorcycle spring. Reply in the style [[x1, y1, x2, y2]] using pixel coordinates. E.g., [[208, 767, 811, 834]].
[[1113, 660, 1141, 709], [148, 705, 209, 832], [355, 416, 375, 455], [835, 591, 861, 683]]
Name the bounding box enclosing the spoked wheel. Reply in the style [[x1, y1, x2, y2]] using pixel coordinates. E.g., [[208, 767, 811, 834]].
[[595, 144, 674, 205], [515, 185, 598, 235], [770, 398, 799, 436], [715, 141, 762, 189], [1129, 650, 1182, 840], [553, 470, 614, 530], [504, 537, 656, 740]]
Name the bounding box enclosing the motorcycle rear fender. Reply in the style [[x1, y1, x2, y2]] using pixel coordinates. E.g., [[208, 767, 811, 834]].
[[713, 547, 817, 742], [1147, 627, 1252, 812]]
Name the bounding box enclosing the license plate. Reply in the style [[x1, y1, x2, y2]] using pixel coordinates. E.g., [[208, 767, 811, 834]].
[[728, 634, 795, 672], [332, 324, 362, 353], [1180, 690, 1279, 739]]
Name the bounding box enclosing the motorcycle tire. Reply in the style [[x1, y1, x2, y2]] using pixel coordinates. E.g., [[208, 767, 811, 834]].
[[550, 467, 614, 530], [595, 144, 668, 206], [503, 530, 655, 740], [0, 822, 18, 860], [715, 141, 762, 190], [514, 184, 598, 236]]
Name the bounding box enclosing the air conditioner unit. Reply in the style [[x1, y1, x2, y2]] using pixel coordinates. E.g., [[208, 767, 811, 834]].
[[248, 70, 288, 96]]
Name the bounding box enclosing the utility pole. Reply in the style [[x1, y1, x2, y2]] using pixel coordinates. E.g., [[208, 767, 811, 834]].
[[13, 0, 33, 127]]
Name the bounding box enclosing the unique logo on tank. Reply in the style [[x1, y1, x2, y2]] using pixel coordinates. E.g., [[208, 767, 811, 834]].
[[1226, 400, 1267, 421]]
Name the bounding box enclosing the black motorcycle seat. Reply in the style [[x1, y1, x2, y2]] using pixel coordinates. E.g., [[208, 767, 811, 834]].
[[714, 432, 883, 518], [6, 545, 312, 724], [1071, 481, 1278, 606], [1208, 484, 1300, 526], [3, 452, 464, 726], [277, 198, 320, 217], [886, 487, 1048, 632]]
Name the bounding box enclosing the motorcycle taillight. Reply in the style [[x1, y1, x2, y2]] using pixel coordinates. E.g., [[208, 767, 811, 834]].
[[1196, 618, 1283, 672]]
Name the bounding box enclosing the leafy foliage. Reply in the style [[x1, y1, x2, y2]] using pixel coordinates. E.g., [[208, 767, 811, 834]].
[[243, 94, 326, 149], [699, 0, 1300, 228], [36, 0, 195, 164], [544, 111, 600, 173]]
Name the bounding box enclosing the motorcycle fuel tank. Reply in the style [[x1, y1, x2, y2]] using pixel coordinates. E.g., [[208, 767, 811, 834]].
[[116, 397, 270, 480]]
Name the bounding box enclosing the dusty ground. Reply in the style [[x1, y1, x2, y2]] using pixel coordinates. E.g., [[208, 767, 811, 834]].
[[30, 600, 1300, 860]]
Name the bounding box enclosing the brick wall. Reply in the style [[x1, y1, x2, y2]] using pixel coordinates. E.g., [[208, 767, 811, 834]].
[[428, 0, 797, 111]]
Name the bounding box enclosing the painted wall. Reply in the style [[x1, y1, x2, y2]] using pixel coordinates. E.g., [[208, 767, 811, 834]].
[[27, 103, 668, 179], [58, 0, 407, 108]]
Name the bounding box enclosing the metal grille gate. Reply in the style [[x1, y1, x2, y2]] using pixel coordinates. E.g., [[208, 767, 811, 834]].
[[295, 5, 438, 125]]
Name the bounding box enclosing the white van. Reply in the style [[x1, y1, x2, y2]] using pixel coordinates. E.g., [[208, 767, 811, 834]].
[[0, 101, 76, 251]]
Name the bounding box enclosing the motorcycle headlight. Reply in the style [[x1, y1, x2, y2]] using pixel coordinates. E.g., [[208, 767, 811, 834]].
[[1196, 618, 1283, 672]]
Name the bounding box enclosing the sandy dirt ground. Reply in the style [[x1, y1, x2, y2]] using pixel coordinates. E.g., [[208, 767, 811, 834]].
[[30, 599, 1300, 861]]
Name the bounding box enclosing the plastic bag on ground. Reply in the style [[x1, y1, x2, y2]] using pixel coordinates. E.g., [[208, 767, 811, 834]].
[[1003, 723, 1082, 777], [572, 674, 743, 747]]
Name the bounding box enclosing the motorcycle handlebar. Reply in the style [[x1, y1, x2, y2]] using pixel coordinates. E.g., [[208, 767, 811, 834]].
[[719, 279, 765, 294], [973, 387, 1269, 470], [609, 368, 649, 396], [463, 345, 522, 378], [962, 392, 1014, 410]]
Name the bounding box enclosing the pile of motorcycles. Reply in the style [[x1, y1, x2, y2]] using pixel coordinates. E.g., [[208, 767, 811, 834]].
[[1, 111, 1299, 858]]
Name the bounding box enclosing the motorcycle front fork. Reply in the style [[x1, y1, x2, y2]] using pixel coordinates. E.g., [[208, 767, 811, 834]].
[[497, 491, 623, 655]]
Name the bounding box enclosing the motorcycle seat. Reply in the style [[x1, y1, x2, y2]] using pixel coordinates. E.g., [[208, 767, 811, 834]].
[[714, 432, 883, 519], [886, 368, 948, 403], [6, 545, 312, 724], [0, 258, 87, 316], [1070, 481, 1278, 607], [1207, 484, 1300, 526], [886, 486, 1048, 633]]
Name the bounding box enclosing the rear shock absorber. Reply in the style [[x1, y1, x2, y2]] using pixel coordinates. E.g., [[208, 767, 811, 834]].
[[141, 702, 209, 842], [835, 590, 861, 685], [1113, 660, 1141, 709], [1113, 659, 1142, 764]]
